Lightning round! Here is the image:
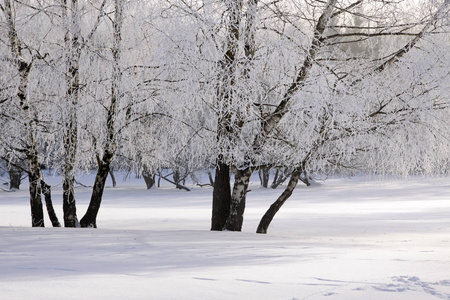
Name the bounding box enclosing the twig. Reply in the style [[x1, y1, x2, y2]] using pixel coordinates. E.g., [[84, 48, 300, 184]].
[[160, 175, 191, 191], [75, 179, 92, 188]]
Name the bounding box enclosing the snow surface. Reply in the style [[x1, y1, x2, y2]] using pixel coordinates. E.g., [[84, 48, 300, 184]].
[[1, 173, 450, 299]]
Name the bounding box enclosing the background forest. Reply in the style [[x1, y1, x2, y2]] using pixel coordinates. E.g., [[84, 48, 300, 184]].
[[1, 0, 450, 231]]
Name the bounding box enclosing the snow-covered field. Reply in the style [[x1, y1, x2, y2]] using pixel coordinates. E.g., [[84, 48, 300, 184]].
[[1, 174, 450, 299]]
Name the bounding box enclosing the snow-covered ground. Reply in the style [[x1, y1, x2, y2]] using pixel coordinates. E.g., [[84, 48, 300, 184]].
[[1, 173, 449, 299]]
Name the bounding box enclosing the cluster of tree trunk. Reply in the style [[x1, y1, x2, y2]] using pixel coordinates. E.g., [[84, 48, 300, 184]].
[[1, 0, 125, 228], [2, 0, 449, 232], [210, 0, 450, 233]]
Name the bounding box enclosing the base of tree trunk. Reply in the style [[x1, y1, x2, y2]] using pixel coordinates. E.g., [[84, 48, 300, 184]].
[[109, 168, 117, 187], [142, 171, 155, 189], [29, 175, 44, 227], [80, 156, 111, 228], [9, 168, 21, 190], [63, 176, 79, 227], [223, 168, 252, 231], [257, 168, 302, 234], [211, 162, 231, 231], [259, 168, 270, 188], [41, 180, 61, 227]]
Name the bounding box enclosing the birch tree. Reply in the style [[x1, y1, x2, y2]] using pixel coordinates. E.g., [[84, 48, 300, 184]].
[[78, 0, 124, 228], [171, 0, 450, 232], [255, 0, 450, 233], [0, 0, 61, 227], [2, 0, 45, 226], [61, 0, 82, 227]]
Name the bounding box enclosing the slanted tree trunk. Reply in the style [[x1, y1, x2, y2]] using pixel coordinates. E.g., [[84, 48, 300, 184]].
[[299, 170, 311, 187], [211, 161, 231, 230], [257, 167, 303, 234], [236, 0, 337, 232], [271, 168, 290, 189], [80, 0, 123, 228], [160, 174, 191, 191], [254, 0, 449, 234], [223, 168, 252, 231], [79, 153, 112, 228], [41, 180, 61, 227]]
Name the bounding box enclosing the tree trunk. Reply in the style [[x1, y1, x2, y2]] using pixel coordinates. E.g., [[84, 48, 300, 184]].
[[299, 170, 311, 186], [28, 153, 44, 227], [207, 170, 214, 186], [79, 0, 123, 228], [8, 167, 21, 190], [4, 0, 45, 227], [210, 0, 242, 231], [79, 155, 111, 228], [109, 168, 117, 187], [257, 167, 302, 234], [271, 169, 279, 187], [41, 180, 61, 227], [61, 0, 81, 228], [160, 174, 191, 191], [63, 172, 78, 227], [211, 162, 231, 230], [142, 171, 155, 189], [219, 0, 256, 232], [157, 169, 162, 187], [224, 168, 252, 231], [173, 170, 180, 185], [271, 168, 290, 189], [258, 167, 270, 188]]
